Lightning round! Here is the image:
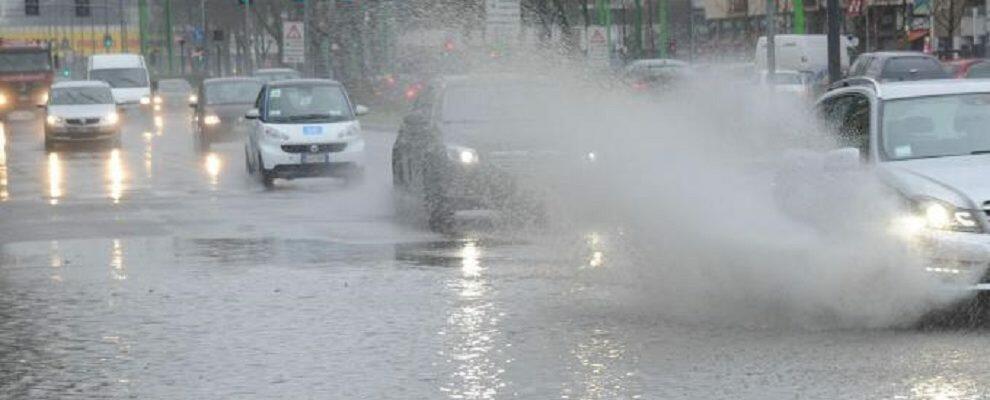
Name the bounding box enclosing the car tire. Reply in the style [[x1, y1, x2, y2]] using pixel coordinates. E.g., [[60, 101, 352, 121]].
[[44, 136, 54, 152], [244, 147, 254, 174], [256, 151, 275, 189]]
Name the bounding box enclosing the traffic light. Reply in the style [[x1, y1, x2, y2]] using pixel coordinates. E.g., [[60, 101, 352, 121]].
[[103, 34, 113, 50], [25, 0, 40, 16]]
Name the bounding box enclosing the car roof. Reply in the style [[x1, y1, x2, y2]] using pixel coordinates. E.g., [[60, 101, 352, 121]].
[[203, 76, 262, 85], [253, 68, 299, 74], [878, 80, 990, 99], [51, 80, 111, 89], [266, 78, 341, 87], [860, 51, 933, 59], [628, 58, 688, 67]]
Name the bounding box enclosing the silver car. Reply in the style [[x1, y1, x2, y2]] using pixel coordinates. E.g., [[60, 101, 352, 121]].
[[43, 80, 121, 150], [782, 79, 990, 299]]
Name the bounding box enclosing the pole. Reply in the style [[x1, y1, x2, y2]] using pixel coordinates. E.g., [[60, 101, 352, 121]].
[[244, 0, 252, 73], [165, 0, 174, 74], [201, 0, 208, 74], [138, 0, 147, 56], [827, 0, 841, 83], [634, 0, 643, 58], [793, 0, 806, 33], [766, 0, 777, 74], [658, 0, 668, 57], [865, 5, 870, 52], [304, 0, 311, 76], [120, 0, 127, 52], [973, 7, 978, 57]]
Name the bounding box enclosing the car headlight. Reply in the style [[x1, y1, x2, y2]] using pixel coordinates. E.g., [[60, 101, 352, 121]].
[[264, 127, 290, 141], [894, 199, 981, 235], [39, 92, 48, 104], [586, 151, 598, 163], [188, 94, 198, 103], [153, 95, 162, 105], [140, 96, 151, 105], [46, 115, 63, 126], [203, 115, 221, 125], [340, 126, 361, 139], [105, 111, 120, 125], [0, 93, 7, 105], [446, 145, 478, 165]]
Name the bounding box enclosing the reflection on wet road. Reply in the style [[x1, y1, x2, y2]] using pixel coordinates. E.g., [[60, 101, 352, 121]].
[[2, 109, 990, 399]]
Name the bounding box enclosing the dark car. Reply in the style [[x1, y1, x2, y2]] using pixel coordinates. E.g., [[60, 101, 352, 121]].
[[252, 68, 301, 83], [835, 51, 948, 87], [154, 78, 192, 107], [391, 75, 599, 231], [190, 77, 263, 149]]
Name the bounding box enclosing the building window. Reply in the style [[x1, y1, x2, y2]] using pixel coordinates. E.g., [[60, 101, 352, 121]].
[[728, 0, 748, 15], [25, 0, 40, 16], [76, 0, 91, 17]]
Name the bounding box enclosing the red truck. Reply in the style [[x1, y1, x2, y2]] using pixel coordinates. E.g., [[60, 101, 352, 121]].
[[0, 41, 54, 119]]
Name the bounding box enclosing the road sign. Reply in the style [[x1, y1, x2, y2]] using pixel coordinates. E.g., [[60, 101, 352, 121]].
[[193, 28, 204, 43], [587, 26, 609, 68], [282, 21, 305, 64], [485, 0, 520, 44]]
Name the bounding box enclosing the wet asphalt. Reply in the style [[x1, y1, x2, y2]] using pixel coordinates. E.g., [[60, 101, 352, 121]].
[[1, 107, 990, 399]]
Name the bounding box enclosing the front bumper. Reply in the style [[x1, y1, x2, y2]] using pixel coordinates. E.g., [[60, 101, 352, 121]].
[[258, 138, 365, 179], [910, 230, 990, 292], [47, 125, 119, 141]]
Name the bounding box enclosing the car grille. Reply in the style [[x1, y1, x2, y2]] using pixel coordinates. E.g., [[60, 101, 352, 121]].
[[281, 143, 347, 153], [65, 118, 100, 125]]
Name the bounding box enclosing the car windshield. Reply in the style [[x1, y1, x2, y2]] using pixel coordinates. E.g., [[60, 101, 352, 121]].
[[882, 93, 990, 160], [265, 84, 353, 123], [0, 51, 51, 73], [205, 81, 262, 105], [49, 87, 113, 105], [441, 82, 556, 123], [881, 57, 949, 81], [158, 80, 191, 93], [89, 68, 149, 88], [254, 71, 300, 83]]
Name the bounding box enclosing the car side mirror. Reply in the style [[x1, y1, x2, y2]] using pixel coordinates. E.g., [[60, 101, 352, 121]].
[[824, 147, 862, 171], [245, 108, 260, 120], [355, 104, 370, 116]]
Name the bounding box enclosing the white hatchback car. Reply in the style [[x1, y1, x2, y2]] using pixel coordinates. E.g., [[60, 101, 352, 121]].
[[244, 79, 368, 187]]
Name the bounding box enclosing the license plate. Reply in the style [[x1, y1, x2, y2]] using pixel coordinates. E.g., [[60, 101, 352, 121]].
[[303, 126, 323, 136], [301, 153, 328, 164]]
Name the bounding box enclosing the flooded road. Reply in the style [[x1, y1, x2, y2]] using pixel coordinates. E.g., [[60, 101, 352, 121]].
[[2, 108, 990, 399]]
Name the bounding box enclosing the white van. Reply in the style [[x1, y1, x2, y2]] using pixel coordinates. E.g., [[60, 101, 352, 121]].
[[755, 34, 854, 73], [87, 54, 152, 107]]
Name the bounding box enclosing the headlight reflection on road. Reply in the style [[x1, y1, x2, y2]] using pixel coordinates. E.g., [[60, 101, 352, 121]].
[[440, 239, 504, 400], [107, 149, 125, 204], [154, 115, 164, 132], [204, 152, 222, 187], [143, 131, 154, 178], [110, 238, 126, 281], [0, 123, 8, 201], [50, 240, 63, 282], [47, 152, 62, 205]]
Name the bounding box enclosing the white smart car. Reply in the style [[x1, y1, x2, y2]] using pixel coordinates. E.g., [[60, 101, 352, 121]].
[[244, 79, 368, 187]]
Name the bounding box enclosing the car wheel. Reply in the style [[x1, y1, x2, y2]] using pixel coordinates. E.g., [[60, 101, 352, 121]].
[[244, 147, 255, 174], [256, 151, 275, 189], [44, 135, 54, 152]]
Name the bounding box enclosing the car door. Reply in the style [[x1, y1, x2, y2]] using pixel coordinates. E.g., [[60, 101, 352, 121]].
[[248, 86, 267, 154], [395, 86, 436, 188], [819, 91, 873, 160]]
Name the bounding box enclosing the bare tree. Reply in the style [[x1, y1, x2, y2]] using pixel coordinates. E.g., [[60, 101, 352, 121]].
[[932, 0, 977, 48]]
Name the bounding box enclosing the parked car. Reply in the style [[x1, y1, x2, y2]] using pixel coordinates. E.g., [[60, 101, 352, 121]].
[[191, 77, 263, 149], [776, 79, 990, 306], [41, 80, 121, 150], [943, 59, 990, 79], [244, 79, 368, 188], [252, 68, 301, 83], [835, 51, 949, 87], [391, 75, 599, 231]]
